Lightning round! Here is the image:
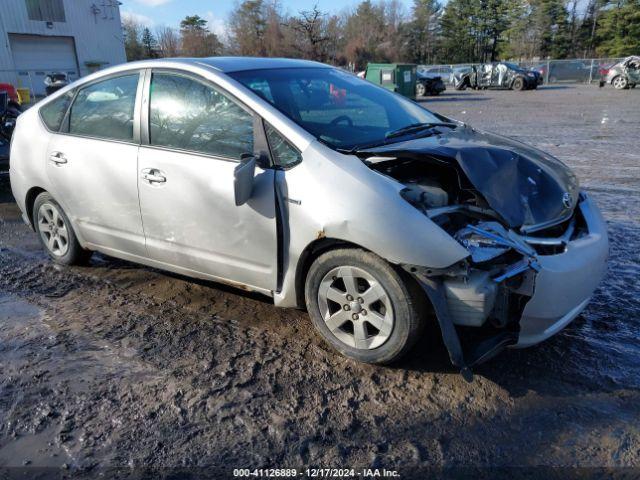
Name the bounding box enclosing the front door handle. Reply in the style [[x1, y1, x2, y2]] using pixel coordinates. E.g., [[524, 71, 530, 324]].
[[49, 152, 67, 165], [141, 168, 166, 184]]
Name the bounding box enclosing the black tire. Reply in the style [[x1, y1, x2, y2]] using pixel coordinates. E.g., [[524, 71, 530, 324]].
[[33, 192, 92, 265], [631, 84, 636, 89], [513, 77, 526, 91], [305, 248, 427, 365]]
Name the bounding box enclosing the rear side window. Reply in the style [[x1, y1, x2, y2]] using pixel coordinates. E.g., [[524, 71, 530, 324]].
[[265, 123, 301, 168], [69, 74, 139, 142], [40, 91, 74, 131], [149, 73, 254, 160]]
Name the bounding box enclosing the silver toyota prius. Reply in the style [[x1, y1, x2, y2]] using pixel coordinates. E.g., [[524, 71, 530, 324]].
[[10, 58, 608, 377]]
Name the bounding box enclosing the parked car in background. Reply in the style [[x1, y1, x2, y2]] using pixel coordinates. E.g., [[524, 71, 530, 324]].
[[0, 91, 22, 170], [534, 61, 595, 83], [44, 73, 70, 96], [454, 62, 538, 91], [418, 66, 454, 84], [416, 70, 446, 97], [10, 58, 607, 378], [599, 56, 640, 89]]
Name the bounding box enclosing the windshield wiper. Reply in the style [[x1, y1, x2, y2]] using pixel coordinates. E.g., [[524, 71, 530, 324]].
[[385, 122, 458, 140]]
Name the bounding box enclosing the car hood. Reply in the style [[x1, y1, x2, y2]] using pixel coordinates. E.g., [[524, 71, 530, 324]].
[[360, 126, 580, 231]]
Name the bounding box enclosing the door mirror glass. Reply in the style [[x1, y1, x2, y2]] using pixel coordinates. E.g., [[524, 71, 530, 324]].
[[234, 153, 256, 206]]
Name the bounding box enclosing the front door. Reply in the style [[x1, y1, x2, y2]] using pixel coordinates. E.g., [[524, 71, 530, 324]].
[[45, 72, 146, 257], [137, 71, 278, 292]]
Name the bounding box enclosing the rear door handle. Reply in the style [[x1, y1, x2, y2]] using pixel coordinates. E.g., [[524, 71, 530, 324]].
[[49, 152, 67, 165], [141, 168, 166, 184]]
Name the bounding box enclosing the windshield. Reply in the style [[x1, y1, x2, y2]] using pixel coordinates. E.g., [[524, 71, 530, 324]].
[[228, 67, 446, 151]]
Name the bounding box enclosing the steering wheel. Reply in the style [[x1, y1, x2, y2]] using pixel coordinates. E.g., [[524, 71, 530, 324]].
[[329, 115, 353, 127]]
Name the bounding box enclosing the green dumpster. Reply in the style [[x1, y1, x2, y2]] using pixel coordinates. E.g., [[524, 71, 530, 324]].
[[365, 63, 417, 98]]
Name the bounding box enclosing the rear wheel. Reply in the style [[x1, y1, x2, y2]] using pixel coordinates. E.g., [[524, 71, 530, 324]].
[[416, 82, 426, 97], [305, 248, 427, 364], [613, 75, 628, 90], [33, 192, 92, 265]]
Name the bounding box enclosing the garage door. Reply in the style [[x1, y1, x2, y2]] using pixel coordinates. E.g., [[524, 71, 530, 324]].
[[9, 34, 79, 96]]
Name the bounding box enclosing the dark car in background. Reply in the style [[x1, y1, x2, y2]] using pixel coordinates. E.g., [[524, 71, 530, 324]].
[[454, 62, 538, 91], [416, 70, 446, 96], [534, 60, 596, 83], [418, 66, 454, 84]]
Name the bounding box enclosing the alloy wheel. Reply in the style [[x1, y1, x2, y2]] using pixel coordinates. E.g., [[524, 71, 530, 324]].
[[317, 266, 394, 350], [613, 76, 628, 89], [37, 202, 69, 257]]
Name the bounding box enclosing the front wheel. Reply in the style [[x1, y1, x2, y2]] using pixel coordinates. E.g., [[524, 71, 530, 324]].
[[33, 192, 92, 265], [305, 249, 426, 364]]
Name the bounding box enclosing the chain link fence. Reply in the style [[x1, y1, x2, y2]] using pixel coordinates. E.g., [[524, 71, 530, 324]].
[[419, 58, 627, 85]]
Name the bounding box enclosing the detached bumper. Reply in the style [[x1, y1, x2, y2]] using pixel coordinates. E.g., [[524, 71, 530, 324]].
[[515, 195, 609, 347]]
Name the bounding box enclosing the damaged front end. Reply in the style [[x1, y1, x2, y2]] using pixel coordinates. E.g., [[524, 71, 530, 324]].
[[360, 127, 605, 380]]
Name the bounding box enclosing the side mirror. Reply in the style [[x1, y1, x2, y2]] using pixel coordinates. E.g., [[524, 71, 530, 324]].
[[234, 153, 257, 206]]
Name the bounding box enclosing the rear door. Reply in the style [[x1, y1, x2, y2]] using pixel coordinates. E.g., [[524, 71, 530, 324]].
[[137, 70, 278, 292], [45, 71, 146, 257]]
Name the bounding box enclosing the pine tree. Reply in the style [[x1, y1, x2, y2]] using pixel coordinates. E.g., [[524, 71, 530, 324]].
[[141, 27, 157, 59], [596, 0, 640, 56], [403, 0, 441, 64]]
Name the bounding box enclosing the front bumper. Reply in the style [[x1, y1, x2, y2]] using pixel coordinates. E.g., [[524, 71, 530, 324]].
[[515, 195, 609, 347]]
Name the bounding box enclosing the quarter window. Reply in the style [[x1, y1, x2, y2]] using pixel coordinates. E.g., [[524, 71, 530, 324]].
[[149, 73, 254, 160], [265, 123, 301, 168], [40, 90, 74, 131], [69, 74, 139, 142]]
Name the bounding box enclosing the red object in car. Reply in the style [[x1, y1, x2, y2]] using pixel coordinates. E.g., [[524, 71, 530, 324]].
[[0, 84, 19, 103], [330, 84, 346, 106]]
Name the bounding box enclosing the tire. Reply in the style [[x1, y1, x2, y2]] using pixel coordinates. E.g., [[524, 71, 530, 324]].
[[416, 82, 426, 97], [630, 84, 636, 89], [512, 77, 526, 91], [33, 192, 92, 265], [612, 75, 628, 90], [305, 248, 427, 365]]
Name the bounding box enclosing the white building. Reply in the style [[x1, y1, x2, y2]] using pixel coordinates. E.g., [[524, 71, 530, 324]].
[[0, 0, 126, 96]]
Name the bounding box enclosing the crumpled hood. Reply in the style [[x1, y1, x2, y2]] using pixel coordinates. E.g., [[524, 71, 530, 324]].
[[361, 126, 580, 230]]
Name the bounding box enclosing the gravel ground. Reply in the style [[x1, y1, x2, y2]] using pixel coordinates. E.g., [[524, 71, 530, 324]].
[[0, 84, 639, 478]]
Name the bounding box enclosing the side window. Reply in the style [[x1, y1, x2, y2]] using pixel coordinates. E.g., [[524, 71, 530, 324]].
[[40, 90, 74, 131], [69, 74, 139, 141], [149, 73, 254, 160], [265, 123, 301, 169]]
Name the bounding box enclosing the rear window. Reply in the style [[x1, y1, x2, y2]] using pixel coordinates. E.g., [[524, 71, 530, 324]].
[[40, 91, 74, 131]]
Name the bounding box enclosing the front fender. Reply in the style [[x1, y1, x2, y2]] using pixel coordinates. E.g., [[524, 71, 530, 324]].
[[273, 141, 469, 308]]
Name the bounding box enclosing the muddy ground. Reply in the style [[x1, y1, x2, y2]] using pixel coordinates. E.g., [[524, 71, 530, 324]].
[[0, 85, 639, 477]]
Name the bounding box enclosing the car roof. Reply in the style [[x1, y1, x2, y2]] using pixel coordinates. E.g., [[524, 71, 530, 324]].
[[179, 57, 331, 73]]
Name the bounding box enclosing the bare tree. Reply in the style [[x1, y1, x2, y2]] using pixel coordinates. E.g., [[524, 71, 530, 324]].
[[123, 17, 144, 61], [155, 26, 180, 57], [289, 6, 332, 61]]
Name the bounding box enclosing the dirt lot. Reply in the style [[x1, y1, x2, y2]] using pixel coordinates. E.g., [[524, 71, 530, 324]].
[[1, 85, 639, 477]]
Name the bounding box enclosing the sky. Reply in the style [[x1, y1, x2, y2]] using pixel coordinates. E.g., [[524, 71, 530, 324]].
[[120, 0, 416, 38]]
